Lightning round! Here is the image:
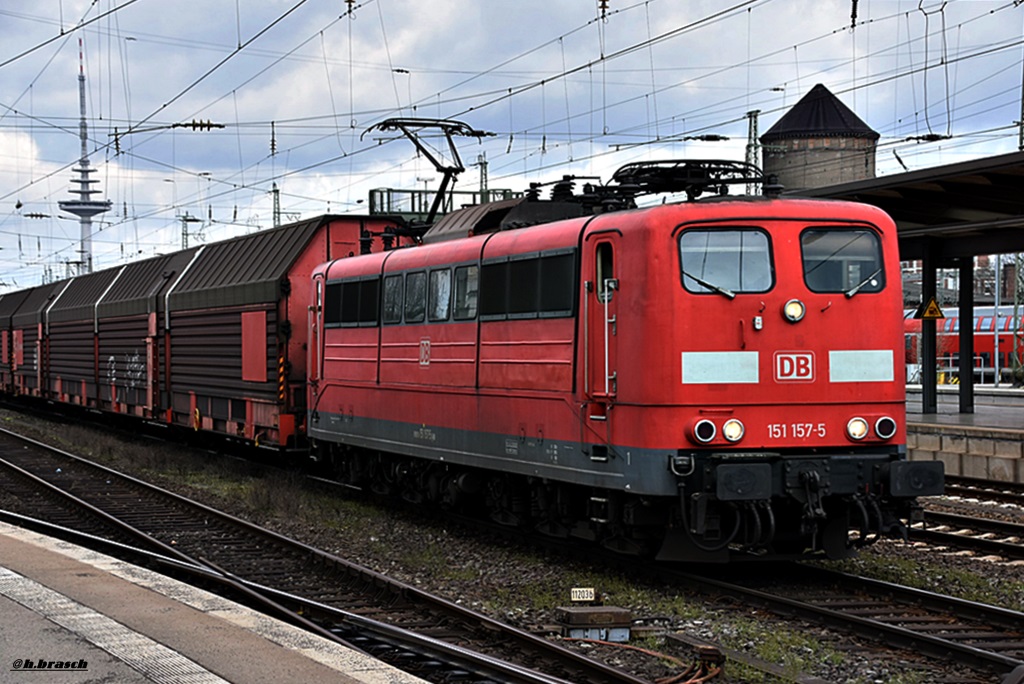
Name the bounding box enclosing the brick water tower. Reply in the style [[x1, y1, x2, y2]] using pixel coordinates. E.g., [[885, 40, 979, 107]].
[[760, 83, 878, 192]]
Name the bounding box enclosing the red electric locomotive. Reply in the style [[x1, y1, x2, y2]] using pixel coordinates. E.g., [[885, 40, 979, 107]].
[[308, 160, 944, 561]]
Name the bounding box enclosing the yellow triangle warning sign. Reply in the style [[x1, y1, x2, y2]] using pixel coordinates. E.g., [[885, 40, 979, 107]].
[[914, 297, 945, 320]]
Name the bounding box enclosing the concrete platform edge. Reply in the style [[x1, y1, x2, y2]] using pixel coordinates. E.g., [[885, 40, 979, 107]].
[[0, 521, 427, 684]]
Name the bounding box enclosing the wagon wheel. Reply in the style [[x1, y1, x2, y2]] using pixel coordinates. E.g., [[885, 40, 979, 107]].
[[484, 475, 527, 527]]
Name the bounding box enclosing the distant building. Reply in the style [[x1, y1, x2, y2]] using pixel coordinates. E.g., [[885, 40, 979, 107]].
[[760, 83, 879, 191]]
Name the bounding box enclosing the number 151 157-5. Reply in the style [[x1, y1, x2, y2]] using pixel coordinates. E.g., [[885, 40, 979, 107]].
[[767, 423, 826, 439]]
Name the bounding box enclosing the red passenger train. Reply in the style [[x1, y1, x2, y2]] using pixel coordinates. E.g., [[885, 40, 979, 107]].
[[307, 160, 944, 561], [904, 306, 1024, 384]]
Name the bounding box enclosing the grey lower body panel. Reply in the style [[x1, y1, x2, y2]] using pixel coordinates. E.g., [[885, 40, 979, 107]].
[[309, 410, 681, 496]]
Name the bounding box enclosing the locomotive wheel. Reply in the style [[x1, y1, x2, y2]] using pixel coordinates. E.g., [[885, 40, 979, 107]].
[[484, 475, 528, 527], [531, 482, 572, 539]]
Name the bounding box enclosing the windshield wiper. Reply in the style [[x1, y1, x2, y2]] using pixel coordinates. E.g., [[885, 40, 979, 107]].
[[844, 267, 883, 298], [682, 269, 735, 299]]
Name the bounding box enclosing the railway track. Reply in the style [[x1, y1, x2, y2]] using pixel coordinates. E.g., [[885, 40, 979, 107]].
[[914, 510, 1024, 560], [673, 563, 1024, 680], [904, 474, 1024, 560], [0, 427, 649, 684], [4, 410, 1022, 682], [457, 506, 1024, 680], [942, 475, 1024, 507]]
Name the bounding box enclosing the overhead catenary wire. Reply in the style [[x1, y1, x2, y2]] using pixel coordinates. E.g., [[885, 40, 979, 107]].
[[0, 0, 142, 71], [2, 1, 1024, 284], [119, 0, 316, 139]]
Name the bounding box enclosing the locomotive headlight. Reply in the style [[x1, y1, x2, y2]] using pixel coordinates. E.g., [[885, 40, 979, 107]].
[[782, 299, 805, 323], [846, 417, 869, 440], [692, 419, 716, 444], [722, 419, 745, 442], [875, 416, 898, 440]]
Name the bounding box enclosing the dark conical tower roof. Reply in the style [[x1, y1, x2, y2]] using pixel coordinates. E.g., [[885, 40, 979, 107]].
[[761, 83, 878, 142]]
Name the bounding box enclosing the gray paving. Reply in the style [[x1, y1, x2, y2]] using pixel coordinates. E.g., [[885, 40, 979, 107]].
[[0, 522, 427, 684]]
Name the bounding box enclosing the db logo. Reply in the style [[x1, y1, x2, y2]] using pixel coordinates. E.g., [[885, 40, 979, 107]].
[[775, 351, 814, 382], [419, 338, 431, 367]]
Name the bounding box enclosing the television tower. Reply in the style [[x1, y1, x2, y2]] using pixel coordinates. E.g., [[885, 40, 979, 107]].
[[58, 39, 111, 275]]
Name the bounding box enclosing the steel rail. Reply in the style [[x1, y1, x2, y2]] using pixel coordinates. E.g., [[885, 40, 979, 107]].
[[923, 510, 1024, 537], [0, 511, 569, 684], [664, 564, 1024, 675], [942, 475, 1024, 506], [914, 510, 1024, 559], [0, 427, 647, 684]]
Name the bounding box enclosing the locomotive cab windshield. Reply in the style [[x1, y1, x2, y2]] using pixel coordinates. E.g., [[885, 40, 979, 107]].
[[679, 229, 773, 297], [801, 228, 885, 296]]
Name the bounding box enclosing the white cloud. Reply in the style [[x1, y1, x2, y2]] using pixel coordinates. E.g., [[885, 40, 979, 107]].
[[0, 0, 1021, 290]]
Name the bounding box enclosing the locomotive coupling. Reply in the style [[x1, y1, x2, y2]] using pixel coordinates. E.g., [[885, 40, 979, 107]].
[[799, 470, 827, 520]]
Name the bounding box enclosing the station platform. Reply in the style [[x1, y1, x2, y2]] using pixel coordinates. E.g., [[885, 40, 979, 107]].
[[905, 386, 1024, 483], [907, 384, 1023, 431], [0, 521, 426, 684]]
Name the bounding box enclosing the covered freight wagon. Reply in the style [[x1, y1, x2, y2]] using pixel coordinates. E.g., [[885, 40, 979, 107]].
[[9, 282, 66, 397], [0, 213, 407, 450], [0, 288, 32, 393]]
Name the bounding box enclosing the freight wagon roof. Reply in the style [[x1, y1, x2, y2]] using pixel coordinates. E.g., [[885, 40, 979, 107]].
[[0, 289, 33, 328], [11, 282, 66, 329], [97, 250, 200, 319], [47, 269, 122, 324], [166, 217, 324, 311]]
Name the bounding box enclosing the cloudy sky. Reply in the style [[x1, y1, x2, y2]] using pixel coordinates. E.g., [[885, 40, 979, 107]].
[[0, 0, 1022, 290]]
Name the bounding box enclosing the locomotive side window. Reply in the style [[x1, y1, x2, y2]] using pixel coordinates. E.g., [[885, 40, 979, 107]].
[[324, 277, 379, 327], [405, 271, 427, 323], [340, 281, 360, 324], [383, 274, 403, 324], [508, 257, 539, 316], [596, 243, 615, 303], [801, 229, 883, 295], [453, 265, 479, 320], [480, 250, 577, 320], [538, 252, 575, 315], [679, 229, 772, 295], [358, 278, 379, 325], [429, 268, 452, 321], [479, 261, 508, 318], [323, 283, 343, 325]]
